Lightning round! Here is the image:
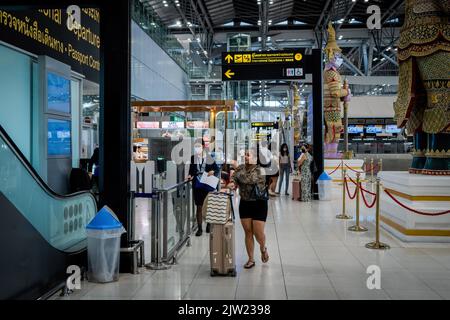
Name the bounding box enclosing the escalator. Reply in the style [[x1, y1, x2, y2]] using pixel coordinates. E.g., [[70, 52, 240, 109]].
[[0, 126, 97, 299]]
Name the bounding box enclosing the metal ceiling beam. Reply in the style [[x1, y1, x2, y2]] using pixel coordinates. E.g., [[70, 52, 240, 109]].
[[314, 0, 333, 31], [381, 0, 404, 23], [197, 0, 215, 33], [342, 55, 365, 76], [335, 1, 357, 32]]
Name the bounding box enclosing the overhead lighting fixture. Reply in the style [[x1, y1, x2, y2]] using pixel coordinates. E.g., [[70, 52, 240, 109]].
[[268, 20, 272, 25], [386, 46, 392, 51], [258, 20, 262, 26], [269, 0, 274, 4], [338, 35, 343, 40]]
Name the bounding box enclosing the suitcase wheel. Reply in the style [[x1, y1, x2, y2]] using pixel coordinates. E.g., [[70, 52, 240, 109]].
[[229, 269, 237, 277], [210, 270, 217, 277]]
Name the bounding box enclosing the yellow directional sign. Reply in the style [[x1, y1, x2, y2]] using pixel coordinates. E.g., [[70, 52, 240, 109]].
[[225, 54, 233, 63], [224, 69, 235, 79]]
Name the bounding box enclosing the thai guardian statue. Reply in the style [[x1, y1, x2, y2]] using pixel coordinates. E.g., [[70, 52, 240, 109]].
[[323, 22, 352, 159], [394, 0, 450, 175]]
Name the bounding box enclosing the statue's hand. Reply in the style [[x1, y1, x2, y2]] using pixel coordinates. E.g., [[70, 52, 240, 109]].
[[344, 88, 352, 102]]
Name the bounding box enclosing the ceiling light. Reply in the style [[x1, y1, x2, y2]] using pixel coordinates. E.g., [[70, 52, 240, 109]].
[[338, 35, 343, 40]]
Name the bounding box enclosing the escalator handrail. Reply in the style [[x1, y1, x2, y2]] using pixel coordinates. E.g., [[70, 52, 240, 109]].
[[0, 125, 97, 202]]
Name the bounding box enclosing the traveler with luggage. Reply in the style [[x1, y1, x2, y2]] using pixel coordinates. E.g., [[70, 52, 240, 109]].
[[277, 143, 292, 196], [188, 139, 220, 236], [231, 149, 269, 269], [297, 144, 313, 202]]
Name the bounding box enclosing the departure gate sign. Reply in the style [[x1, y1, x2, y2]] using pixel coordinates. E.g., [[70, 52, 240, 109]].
[[221, 50, 307, 81]]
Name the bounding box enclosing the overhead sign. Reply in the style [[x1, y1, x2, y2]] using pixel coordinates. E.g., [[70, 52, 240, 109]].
[[222, 50, 309, 81], [251, 122, 275, 128], [0, 7, 100, 82]]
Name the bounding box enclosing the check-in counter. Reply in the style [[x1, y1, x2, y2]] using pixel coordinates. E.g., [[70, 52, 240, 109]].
[[357, 142, 377, 154], [377, 142, 398, 154]]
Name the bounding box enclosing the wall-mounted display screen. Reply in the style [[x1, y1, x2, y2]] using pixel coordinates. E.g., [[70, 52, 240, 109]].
[[365, 125, 383, 134], [385, 125, 401, 133], [47, 72, 71, 114], [348, 125, 364, 134], [48, 118, 71, 156], [161, 121, 185, 129], [137, 121, 160, 129]]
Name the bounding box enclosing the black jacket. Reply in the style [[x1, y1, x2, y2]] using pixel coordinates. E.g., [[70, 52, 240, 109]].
[[189, 154, 220, 178]]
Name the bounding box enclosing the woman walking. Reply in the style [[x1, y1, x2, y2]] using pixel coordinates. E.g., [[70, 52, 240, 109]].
[[277, 143, 292, 195], [231, 150, 269, 269], [297, 144, 313, 202], [188, 139, 220, 236]]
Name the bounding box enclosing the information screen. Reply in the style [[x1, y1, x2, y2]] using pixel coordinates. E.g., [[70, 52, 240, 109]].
[[348, 125, 364, 134], [47, 72, 71, 114], [48, 118, 71, 156], [385, 125, 401, 133], [365, 125, 383, 134]]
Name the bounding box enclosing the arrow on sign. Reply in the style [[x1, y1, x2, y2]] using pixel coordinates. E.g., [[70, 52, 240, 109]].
[[225, 54, 233, 63], [224, 69, 235, 79]]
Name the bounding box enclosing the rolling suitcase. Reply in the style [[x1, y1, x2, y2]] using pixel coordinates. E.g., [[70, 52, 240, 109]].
[[292, 178, 301, 201], [206, 192, 236, 277], [210, 221, 236, 277]]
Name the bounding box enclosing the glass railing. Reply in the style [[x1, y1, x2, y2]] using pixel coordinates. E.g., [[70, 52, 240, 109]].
[[0, 126, 97, 252], [132, 0, 191, 73], [151, 180, 194, 263]]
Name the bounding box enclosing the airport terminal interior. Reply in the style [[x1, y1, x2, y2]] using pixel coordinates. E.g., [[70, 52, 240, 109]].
[[1, 0, 450, 301]]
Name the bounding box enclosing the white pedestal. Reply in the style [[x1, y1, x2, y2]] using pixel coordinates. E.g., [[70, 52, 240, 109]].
[[325, 159, 365, 181], [379, 172, 450, 242]]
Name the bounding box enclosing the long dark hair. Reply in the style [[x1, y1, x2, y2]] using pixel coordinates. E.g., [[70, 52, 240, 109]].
[[280, 143, 289, 156]]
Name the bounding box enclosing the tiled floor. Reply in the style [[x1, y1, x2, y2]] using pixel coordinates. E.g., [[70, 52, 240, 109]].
[[52, 183, 450, 300]]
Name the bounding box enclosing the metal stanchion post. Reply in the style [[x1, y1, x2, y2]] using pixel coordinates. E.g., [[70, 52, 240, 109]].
[[348, 172, 368, 232], [370, 158, 374, 183], [379, 159, 383, 174], [146, 191, 171, 270], [336, 167, 352, 219], [365, 178, 390, 250]]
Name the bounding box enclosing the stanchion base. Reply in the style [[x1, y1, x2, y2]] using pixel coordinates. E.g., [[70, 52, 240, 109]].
[[348, 225, 368, 232], [336, 214, 353, 220], [365, 241, 390, 250], [145, 262, 171, 270]]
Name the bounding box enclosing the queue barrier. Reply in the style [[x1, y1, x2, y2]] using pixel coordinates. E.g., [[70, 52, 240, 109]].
[[133, 180, 195, 270]]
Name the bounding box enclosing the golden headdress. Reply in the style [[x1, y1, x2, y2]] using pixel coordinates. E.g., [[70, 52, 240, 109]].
[[324, 22, 342, 61]]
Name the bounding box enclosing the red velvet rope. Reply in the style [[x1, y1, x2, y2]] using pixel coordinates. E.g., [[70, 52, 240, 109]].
[[384, 189, 450, 216], [359, 184, 376, 196], [327, 163, 342, 175], [360, 184, 377, 208], [348, 176, 358, 186], [344, 178, 358, 199], [345, 163, 379, 174]]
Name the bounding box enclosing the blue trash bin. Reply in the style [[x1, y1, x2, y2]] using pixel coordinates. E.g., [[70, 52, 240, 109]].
[[86, 206, 125, 283], [317, 172, 333, 201]]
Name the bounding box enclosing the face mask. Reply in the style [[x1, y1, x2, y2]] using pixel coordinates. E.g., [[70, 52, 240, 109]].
[[283, 148, 287, 151], [194, 147, 202, 154]]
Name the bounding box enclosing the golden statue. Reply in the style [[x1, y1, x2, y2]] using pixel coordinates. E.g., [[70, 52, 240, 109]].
[[394, 0, 450, 175], [323, 22, 351, 158]]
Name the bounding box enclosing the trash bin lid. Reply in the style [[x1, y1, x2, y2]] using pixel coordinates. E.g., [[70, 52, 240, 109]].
[[318, 172, 332, 181], [86, 205, 123, 230]]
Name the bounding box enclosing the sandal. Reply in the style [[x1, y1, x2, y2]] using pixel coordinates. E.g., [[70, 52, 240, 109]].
[[261, 247, 269, 263], [244, 260, 256, 269]]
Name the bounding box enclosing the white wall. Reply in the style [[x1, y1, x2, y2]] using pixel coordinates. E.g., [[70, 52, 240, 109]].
[[131, 21, 188, 101], [348, 96, 396, 118]]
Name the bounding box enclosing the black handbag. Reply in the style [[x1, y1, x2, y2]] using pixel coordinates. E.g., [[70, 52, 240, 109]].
[[249, 183, 269, 201]]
